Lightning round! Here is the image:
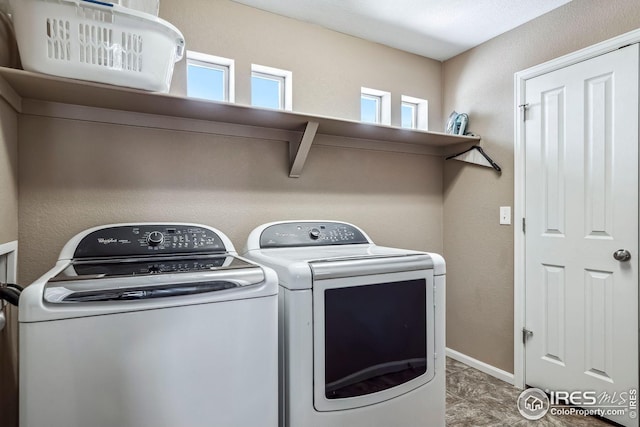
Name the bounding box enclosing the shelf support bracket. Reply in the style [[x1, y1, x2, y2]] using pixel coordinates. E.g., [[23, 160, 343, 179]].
[[289, 121, 319, 178]]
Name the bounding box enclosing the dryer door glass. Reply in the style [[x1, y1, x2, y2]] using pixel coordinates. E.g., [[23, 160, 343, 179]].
[[323, 278, 427, 399]]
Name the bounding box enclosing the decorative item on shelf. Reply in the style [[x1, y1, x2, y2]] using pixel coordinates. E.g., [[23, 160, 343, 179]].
[[445, 111, 470, 135], [446, 145, 502, 174]]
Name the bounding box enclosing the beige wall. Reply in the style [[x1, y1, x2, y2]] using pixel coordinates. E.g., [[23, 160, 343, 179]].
[[442, 0, 640, 373], [0, 98, 18, 427], [160, 0, 443, 130], [17, 116, 444, 284]]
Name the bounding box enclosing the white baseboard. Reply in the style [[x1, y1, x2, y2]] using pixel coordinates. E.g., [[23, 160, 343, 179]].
[[446, 347, 516, 386]]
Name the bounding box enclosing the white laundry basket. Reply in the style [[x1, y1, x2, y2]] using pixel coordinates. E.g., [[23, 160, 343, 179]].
[[10, 0, 185, 92]]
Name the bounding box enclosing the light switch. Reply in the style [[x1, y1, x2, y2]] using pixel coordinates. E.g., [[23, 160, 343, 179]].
[[500, 206, 511, 225]]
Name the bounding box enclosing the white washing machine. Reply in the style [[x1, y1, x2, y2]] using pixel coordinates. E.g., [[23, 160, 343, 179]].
[[243, 220, 446, 427], [19, 223, 279, 427]]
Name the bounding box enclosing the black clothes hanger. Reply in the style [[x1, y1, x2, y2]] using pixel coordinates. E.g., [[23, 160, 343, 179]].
[[446, 145, 501, 174]]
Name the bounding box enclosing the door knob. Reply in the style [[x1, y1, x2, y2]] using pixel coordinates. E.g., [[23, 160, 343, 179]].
[[613, 249, 632, 262]]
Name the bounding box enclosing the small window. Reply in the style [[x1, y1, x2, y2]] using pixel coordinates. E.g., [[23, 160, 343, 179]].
[[251, 64, 292, 111], [187, 51, 235, 102], [361, 87, 391, 125], [401, 102, 417, 129], [401, 95, 428, 130], [252, 72, 284, 109], [361, 94, 381, 124]]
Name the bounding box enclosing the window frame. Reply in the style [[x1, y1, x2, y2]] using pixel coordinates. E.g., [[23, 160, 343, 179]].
[[401, 101, 417, 129], [361, 87, 391, 126], [401, 95, 428, 130], [251, 64, 293, 111], [361, 93, 382, 124], [186, 51, 235, 103]]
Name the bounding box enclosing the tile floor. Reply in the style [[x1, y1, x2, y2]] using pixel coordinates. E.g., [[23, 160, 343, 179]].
[[445, 357, 616, 426]]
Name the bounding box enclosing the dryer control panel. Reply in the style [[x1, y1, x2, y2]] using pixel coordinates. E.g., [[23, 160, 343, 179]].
[[259, 222, 369, 248], [73, 224, 227, 258]]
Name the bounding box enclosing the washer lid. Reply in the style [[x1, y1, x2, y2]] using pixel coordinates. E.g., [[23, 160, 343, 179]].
[[244, 245, 444, 289], [55, 254, 251, 278], [44, 255, 265, 303]]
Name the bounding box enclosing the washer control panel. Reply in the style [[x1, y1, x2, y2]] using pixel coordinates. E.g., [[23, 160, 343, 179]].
[[73, 224, 227, 258], [259, 222, 369, 248]]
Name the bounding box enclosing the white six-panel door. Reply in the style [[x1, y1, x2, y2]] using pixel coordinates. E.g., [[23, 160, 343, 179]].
[[524, 44, 639, 426]]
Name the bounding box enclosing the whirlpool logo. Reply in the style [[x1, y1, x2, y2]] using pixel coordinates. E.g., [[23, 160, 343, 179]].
[[97, 238, 118, 245], [97, 238, 131, 245]]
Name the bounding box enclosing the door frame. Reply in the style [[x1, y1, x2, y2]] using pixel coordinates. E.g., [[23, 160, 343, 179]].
[[513, 27, 640, 389]]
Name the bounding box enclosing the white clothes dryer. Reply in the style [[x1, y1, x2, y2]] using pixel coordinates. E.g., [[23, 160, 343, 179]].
[[243, 220, 445, 427], [20, 223, 279, 427]]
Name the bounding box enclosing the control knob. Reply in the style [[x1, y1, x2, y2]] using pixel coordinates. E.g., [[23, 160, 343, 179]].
[[147, 231, 164, 247], [309, 228, 321, 240]]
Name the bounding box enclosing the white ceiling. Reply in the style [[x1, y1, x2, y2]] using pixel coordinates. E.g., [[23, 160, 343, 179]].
[[231, 0, 572, 61]]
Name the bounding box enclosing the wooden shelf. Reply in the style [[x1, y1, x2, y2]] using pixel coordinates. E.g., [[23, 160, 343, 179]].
[[0, 67, 480, 176]]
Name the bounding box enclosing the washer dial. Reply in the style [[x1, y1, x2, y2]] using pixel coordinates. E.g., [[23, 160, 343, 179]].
[[147, 231, 164, 247]]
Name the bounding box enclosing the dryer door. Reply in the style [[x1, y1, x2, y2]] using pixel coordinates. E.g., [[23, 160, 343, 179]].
[[311, 267, 435, 412]]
